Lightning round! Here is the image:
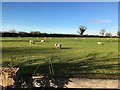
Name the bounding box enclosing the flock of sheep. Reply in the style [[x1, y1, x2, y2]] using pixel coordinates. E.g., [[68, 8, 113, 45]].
[[29, 37, 62, 49], [29, 37, 118, 49]]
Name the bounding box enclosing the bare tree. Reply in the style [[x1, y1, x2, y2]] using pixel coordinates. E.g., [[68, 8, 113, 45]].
[[77, 25, 87, 35], [9, 29, 16, 33], [99, 29, 106, 36], [105, 32, 112, 37]]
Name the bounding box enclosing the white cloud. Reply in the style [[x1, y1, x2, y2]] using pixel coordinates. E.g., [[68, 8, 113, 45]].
[[2, 24, 78, 34], [90, 19, 112, 24]]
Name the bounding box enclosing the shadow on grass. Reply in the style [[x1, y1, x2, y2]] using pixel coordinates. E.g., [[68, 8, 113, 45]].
[[2, 40, 29, 42], [2, 52, 119, 88], [14, 52, 119, 79], [3, 52, 119, 79], [14, 74, 72, 88], [61, 47, 71, 49], [2, 47, 61, 55]]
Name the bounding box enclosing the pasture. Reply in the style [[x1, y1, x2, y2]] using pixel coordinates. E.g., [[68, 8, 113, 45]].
[[1, 37, 119, 79]]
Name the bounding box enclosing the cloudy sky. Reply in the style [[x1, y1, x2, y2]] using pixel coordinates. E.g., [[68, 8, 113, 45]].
[[2, 2, 118, 35]]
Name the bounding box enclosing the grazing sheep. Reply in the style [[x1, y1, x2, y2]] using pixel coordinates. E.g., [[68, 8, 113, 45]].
[[41, 40, 45, 43], [50, 37, 52, 39], [30, 40, 35, 44], [97, 42, 103, 45], [114, 38, 117, 40], [55, 43, 61, 49], [18, 36, 21, 38], [75, 38, 77, 39]]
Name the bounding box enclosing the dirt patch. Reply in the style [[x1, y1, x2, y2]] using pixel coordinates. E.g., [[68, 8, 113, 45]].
[[65, 78, 118, 88]]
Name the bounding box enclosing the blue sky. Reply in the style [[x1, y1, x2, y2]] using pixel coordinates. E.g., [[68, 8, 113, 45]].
[[2, 2, 118, 35]]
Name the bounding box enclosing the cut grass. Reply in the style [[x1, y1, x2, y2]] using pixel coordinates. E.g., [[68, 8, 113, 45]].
[[2, 37, 119, 79]]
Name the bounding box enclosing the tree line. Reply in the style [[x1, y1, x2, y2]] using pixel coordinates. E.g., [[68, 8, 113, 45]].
[[1, 31, 118, 38], [1, 26, 119, 37]]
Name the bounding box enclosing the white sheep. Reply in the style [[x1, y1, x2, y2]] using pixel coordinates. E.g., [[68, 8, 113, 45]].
[[18, 36, 21, 38], [55, 43, 61, 49], [30, 40, 35, 44], [41, 40, 45, 43], [114, 38, 117, 40], [97, 42, 103, 45]]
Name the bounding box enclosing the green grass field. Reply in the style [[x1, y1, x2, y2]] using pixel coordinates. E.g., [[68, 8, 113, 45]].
[[2, 37, 119, 79]]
